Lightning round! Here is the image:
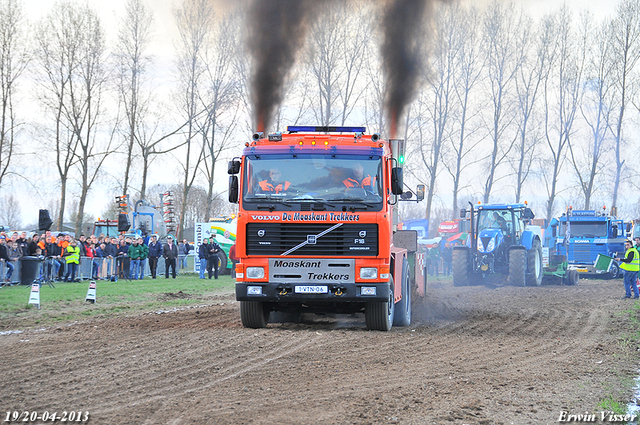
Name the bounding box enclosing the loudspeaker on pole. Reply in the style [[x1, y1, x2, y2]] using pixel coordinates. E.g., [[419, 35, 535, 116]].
[[38, 209, 53, 231]]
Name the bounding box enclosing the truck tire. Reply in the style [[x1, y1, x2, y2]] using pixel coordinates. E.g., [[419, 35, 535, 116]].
[[608, 262, 620, 279], [508, 248, 527, 287], [393, 258, 411, 327], [452, 247, 470, 287], [365, 277, 395, 331], [526, 239, 543, 286], [565, 270, 579, 286], [217, 251, 229, 275], [240, 301, 269, 328]]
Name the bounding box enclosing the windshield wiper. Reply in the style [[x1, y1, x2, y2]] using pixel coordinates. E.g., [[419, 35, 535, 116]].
[[329, 197, 378, 209], [290, 197, 336, 208]]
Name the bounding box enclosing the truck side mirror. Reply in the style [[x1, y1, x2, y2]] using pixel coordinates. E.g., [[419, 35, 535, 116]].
[[612, 225, 618, 238], [229, 176, 239, 203], [228, 160, 240, 175], [416, 184, 425, 202], [460, 209, 467, 218], [391, 167, 403, 195]]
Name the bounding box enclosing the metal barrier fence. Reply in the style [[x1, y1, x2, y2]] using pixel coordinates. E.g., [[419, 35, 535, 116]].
[[0, 254, 197, 285]]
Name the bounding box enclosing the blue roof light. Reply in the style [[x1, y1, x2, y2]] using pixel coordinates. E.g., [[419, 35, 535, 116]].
[[287, 126, 367, 133]]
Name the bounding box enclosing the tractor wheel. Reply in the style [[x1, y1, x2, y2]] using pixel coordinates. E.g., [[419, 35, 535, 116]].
[[393, 258, 412, 327], [526, 239, 543, 286], [508, 248, 527, 287], [365, 277, 395, 331], [452, 247, 470, 287], [608, 262, 620, 279], [240, 301, 270, 328]]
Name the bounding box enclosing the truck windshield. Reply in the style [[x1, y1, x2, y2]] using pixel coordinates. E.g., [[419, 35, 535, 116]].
[[568, 222, 607, 237], [242, 155, 383, 210]]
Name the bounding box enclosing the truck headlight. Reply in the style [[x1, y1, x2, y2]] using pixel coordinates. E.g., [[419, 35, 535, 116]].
[[246, 267, 265, 279], [360, 267, 377, 279]]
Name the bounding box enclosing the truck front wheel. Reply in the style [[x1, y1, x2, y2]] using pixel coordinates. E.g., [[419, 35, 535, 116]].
[[240, 301, 269, 328], [365, 277, 395, 331], [393, 259, 411, 327]]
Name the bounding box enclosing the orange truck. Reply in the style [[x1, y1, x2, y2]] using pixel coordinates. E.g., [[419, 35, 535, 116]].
[[228, 126, 424, 330]]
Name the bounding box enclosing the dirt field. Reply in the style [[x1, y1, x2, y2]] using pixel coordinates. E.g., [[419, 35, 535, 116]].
[[1, 277, 639, 424]]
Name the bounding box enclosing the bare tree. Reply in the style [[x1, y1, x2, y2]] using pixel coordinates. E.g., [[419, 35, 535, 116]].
[[481, 1, 526, 203], [609, 0, 640, 210], [114, 0, 153, 197], [34, 2, 83, 231], [440, 3, 484, 217], [413, 3, 460, 221], [67, 5, 113, 236], [173, 0, 212, 239], [541, 6, 585, 222], [569, 15, 615, 209], [0, 0, 27, 190], [199, 11, 240, 221], [305, 0, 370, 126], [0, 193, 20, 228], [510, 14, 553, 203]]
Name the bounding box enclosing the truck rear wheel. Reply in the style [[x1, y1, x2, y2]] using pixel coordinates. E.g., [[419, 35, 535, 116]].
[[218, 251, 229, 275], [365, 277, 395, 331], [393, 259, 411, 327], [509, 248, 527, 287], [452, 247, 470, 287], [240, 301, 269, 328], [526, 239, 543, 286]]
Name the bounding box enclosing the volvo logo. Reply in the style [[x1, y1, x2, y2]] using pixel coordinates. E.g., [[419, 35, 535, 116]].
[[307, 235, 317, 244], [359, 230, 367, 238], [257, 230, 265, 237]]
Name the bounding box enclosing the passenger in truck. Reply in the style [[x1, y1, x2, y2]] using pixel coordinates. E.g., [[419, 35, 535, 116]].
[[343, 163, 375, 193], [258, 168, 290, 194]]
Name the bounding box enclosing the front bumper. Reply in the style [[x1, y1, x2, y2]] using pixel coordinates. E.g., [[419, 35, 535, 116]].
[[235, 281, 390, 303]]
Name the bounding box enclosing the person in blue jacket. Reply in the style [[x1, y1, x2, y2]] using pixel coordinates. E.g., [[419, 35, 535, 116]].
[[147, 235, 163, 279]]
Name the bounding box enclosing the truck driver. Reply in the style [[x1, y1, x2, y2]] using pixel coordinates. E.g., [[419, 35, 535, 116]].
[[258, 168, 290, 194], [343, 163, 375, 192]]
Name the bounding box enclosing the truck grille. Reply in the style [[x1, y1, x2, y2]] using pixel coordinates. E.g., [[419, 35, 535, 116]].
[[570, 244, 607, 263], [246, 223, 378, 257]]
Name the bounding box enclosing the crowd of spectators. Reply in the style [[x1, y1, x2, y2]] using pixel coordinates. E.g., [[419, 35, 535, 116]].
[[0, 230, 204, 286]]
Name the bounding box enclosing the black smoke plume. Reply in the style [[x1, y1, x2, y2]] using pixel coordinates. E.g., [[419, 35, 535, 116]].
[[380, 0, 431, 138], [247, 0, 324, 133]]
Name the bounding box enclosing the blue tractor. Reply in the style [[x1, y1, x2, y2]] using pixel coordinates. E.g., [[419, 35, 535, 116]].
[[452, 203, 543, 286]]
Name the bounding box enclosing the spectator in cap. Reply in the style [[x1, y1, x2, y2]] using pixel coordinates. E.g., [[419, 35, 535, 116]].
[[163, 236, 178, 279]]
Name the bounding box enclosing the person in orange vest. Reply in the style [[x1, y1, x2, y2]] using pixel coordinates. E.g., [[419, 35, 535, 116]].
[[343, 163, 374, 192], [258, 168, 290, 194]]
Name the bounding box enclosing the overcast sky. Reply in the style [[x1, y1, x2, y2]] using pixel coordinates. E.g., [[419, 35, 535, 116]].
[[12, 0, 627, 228]]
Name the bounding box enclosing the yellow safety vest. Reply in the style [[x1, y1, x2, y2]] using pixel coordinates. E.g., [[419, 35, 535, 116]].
[[620, 247, 640, 272], [66, 245, 80, 264]]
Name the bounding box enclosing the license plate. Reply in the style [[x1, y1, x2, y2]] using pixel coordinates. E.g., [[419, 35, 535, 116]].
[[295, 285, 328, 294], [576, 268, 588, 273]]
